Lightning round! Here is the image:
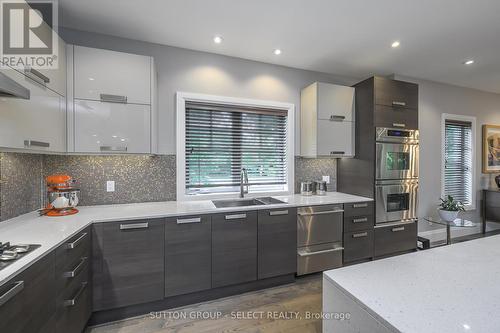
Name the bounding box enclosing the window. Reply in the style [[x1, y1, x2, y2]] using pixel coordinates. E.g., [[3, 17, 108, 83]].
[[441, 114, 476, 209], [176, 93, 294, 200]]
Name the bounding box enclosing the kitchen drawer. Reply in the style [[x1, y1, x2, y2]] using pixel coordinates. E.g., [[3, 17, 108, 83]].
[[344, 214, 374, 233], [212, 211, 257, 288], [55, 228, 91, 278], [297, 205, 344, 247], [258, 208, 297, 279], [374, 77, 418, 110], [374, 104, 418, 130], [165, 215, 211, 297], [374, 221, 417, 257], [297, 243, 343, 275], [343, 202, 374, 218], [344, 230, 374, 263]]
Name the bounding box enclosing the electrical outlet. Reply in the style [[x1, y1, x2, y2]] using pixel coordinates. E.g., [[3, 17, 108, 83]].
[[322, 175, 330, 184], [106, 181, 115, 192]]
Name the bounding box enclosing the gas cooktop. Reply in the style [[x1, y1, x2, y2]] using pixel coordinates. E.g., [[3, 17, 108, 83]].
[[0, 242, 41, 271]]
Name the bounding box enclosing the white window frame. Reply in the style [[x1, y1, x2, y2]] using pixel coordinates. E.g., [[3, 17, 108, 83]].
[[441, 113, 476, 210], [176, 92, 295, 201]]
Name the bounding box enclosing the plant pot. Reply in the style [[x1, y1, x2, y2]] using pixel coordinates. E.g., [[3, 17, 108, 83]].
[[438, 209, 459, 222]]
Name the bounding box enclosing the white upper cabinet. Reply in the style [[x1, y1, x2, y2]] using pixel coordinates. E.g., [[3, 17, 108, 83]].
[[0, 67, 65, 152], [301, 82, 355, 158], [74, 46, 151, 105]]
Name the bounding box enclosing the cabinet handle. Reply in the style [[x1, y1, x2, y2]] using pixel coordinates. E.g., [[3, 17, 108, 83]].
[[100, 94, 127, 103], [352, 232, 368, 238], [392, 226, 405, 232], [100, 146, 127, 152], [120, 222, 149, 230], [63, 257, 87, 278], [352, 217, 368, 223], [298, 209, 344, 216], [269, 210, 289, 216], [64, 282, 88, 307], [392, 123, 406, 128], [66, 232, 87, 250], [24, 140, 50, 148], [298, 247, 343, 257], [24, 67, 50, 84], [0, 281, 24, 307], [330, 151, 345, 155], [329, 115, 345, 122], [352, 203, 368, 208], [225, 213, 247, 220], [392, 101, 406, 107], [177, 217, 201, 224]]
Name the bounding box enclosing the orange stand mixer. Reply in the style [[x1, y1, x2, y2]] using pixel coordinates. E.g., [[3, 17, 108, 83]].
[[43, 174, 80, 216]]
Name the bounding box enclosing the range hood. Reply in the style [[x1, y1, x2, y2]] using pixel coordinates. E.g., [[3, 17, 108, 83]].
[[0, 71, 30, 99]]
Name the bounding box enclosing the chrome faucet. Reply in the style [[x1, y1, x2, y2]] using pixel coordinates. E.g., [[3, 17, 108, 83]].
[[240, 168, 249, 198]]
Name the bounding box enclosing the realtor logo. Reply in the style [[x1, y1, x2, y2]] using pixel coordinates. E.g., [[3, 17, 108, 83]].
[[1, 0, 58, 69]]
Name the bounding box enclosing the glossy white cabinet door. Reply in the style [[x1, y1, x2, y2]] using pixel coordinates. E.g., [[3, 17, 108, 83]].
[[74, 99, 151, 153], [74, 46, 151, 105], [0, 68, 65, 152], [317, 82, 355, 121], [317, 120, 354, 157]]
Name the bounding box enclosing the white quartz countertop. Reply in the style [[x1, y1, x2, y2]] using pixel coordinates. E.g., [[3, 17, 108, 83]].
[[324, 235, 500, 333], [0, 191, 370, 286]]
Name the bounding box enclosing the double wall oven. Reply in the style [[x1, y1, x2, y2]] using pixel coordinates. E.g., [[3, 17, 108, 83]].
[[375, 128, 419, 225]]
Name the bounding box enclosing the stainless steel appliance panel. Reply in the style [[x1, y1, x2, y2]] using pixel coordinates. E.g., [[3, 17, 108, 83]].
[[376, 127, 419, 144], [376, 142, 419, 180], [297, 205, 343, 247], [297, 242, 343, 275], [375, 180, 418, 224]]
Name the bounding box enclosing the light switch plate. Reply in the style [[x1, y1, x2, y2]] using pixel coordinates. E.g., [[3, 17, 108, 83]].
[[322, 175, 330, 184], [106, 181, 115, 192]]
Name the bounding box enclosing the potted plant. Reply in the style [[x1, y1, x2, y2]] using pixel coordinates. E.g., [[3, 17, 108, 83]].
[[438, 195, 465, 222]]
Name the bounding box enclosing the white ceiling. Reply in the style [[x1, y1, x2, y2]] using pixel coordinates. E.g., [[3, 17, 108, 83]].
[[60, 0, 500, 93]]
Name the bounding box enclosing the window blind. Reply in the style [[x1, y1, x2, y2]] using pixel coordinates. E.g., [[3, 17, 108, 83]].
[[444, 120, 473, 205], [185, 102, 288, 195]]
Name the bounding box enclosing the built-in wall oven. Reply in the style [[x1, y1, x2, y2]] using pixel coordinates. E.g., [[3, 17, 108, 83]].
[[375, 127, 419, 225]]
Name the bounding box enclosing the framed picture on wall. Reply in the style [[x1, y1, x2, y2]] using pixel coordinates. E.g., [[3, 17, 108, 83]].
[[483, 124, 500, 173]]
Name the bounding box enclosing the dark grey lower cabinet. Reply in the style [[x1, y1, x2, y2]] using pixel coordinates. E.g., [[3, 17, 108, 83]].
[[92, 219, 165, 310], [0, 252, 56, 333], [212, 211, 257, 288], [165, 215, 212, 297], [344, 230, 374, 263], [258, 208, 297, 279], [374, 221, 417, 257]]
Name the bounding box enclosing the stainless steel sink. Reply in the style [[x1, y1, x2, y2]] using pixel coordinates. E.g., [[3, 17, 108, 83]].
[[212, 197, 285, 208]]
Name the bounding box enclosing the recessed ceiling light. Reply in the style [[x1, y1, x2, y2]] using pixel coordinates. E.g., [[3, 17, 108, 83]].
[[463, 59, 475, 65], [213, 36, 223, 44], [274, 49, 282, 55], [391, 41, 400, 48]]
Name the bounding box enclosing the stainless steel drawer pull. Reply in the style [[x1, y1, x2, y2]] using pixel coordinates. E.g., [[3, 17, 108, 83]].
[[120, 222, 149, 230], [24, 67, 50, 84], [225, 213, 247, 220], [393, 123, 406, 128], [298, 209, 344, 216], [177, 217, 201, 224], [24, 140, 50, 148], [269, 210, 289, 216], [352, 232, 368, 238], [100, 93, 127, 103], [392, 227, 405, 232], [352, 203, 368, 208], [298, 247, 344, 257], [353, 217, 368, 223], [63, 257, 87, 278], [64, 282, 88, 307], [330, 151, 345, 155], [100, 146, 127, 152], [392, 101, 406, 107], [0, 281, 24, 307], [66, 232, 87, 250], [330, 115, 345, 122]]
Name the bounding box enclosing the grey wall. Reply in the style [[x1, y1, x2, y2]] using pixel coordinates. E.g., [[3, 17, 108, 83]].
[[60, 28, 357, 155]]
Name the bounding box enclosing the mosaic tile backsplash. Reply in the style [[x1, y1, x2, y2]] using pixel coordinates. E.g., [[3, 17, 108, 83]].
[[0, 153, 336, 221]]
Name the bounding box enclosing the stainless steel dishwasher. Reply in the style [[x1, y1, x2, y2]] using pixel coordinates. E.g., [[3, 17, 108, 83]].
[[297, 204, 344, 275]]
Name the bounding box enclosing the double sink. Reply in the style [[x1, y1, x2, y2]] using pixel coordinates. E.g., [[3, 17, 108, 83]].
[[212, 197, 285, 208]]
